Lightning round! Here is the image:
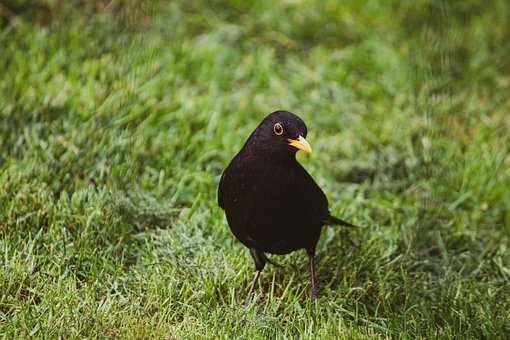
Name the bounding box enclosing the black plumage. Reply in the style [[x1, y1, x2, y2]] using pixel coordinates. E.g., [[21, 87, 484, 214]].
[[218, 110, 357, 300]]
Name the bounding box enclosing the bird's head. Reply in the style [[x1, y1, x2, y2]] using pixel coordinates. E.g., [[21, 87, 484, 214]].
[[246, 110, 311, 158]]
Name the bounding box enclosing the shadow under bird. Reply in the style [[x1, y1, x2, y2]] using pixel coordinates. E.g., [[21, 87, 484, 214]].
[[218, 110, 358, 301]]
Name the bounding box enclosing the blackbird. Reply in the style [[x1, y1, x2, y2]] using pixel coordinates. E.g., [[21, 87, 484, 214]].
[[218, 110, 357, 300]]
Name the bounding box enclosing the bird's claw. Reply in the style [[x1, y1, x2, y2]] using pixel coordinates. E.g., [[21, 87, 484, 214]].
[[242, 297, 253, 309]]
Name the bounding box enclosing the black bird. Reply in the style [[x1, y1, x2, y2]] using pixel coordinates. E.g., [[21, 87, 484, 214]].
[[218, 110, 357, 300]]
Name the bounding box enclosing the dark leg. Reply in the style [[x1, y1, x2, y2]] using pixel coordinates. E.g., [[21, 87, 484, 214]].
[[307, 248, 318, 299], [246, 270, 261, 299], [245, 248, 267, 305]]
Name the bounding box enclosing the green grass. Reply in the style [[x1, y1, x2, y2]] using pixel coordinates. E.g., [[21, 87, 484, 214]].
[[1, 0, 509, 338]]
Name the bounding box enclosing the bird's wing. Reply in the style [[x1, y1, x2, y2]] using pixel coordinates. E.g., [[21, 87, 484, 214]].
[[293, 164, 359, 228], [293, 162, 331, 221], [294, 162, 358, 228]]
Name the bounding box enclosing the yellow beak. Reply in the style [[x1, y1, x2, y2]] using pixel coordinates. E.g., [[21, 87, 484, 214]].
[[287, 135, 312, 154]]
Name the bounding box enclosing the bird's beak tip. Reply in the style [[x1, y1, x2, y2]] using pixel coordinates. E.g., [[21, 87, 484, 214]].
[[287, 136, 312, 154]]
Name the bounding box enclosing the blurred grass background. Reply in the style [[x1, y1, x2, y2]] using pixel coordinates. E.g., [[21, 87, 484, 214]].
[[1, 0, 509, 338]]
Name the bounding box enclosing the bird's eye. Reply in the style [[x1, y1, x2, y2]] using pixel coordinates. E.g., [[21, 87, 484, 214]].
[[273, 122, 284, 135]]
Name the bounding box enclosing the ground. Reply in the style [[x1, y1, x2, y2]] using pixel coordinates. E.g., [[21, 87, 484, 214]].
[[1, 0, 509, 338]]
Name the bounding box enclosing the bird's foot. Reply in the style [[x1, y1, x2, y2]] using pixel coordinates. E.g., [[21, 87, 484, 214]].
[[242, 298, 252, 309], [311, 287, 319, 299], [243, 293, 256, 309]]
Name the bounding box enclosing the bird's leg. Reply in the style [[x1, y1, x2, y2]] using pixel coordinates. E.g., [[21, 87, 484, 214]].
[[307, 250, 318, 299], [246, 270, 261, 299], [244, 248, 267, 306]]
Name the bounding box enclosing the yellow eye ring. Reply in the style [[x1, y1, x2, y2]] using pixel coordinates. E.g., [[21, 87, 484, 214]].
[[273, 122, 284, 135]]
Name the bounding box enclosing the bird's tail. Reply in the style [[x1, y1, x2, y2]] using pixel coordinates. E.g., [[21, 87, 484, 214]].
[[323, 215, 359, 228]]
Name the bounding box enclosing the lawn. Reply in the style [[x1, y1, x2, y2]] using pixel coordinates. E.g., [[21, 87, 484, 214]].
[[1, 0, 509, 338]]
